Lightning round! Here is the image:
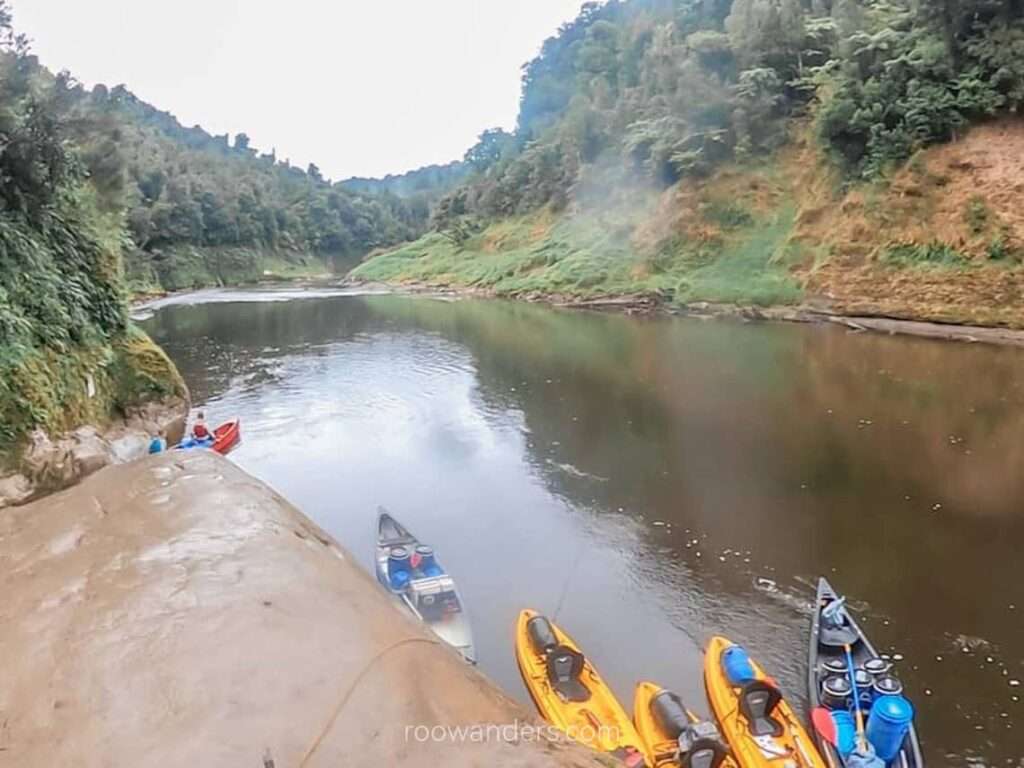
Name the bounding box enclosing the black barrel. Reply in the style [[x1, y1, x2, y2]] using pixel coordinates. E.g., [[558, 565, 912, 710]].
[[527, 615, 559, 655], [823, 658, 848, 676], [651, 690, 690, 740], [822, 674, 852, 710], [864, 658, 892, 679], [872, 675, 904, 698]]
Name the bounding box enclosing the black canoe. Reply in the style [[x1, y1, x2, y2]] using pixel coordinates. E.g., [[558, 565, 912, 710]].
[[808, 577, 924, 767]]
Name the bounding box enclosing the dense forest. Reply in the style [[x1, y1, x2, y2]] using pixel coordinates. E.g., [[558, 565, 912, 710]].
[[357, 0, 1024, 324], [342, 161, 468, 205], [65, 86, 432, 290], [0, 2, 185, 457], [2, 40, 438, 293], [426, 0, 1024, 225]]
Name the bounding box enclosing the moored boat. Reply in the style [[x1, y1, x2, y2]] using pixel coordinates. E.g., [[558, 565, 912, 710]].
[[808, 577, 923, 767], [633, 681, 735, 768], [704, 636, 826, 768], [176, 418, 241, 455], [375, 509, 476, 663], [515, 609, 648, 766]]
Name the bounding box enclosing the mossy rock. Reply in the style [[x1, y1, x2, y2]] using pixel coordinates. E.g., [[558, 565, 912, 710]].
[[109, 326, 189, 409]]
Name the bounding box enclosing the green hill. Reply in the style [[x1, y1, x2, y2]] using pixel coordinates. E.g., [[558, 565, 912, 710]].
[[354, 0, 1024, 327]]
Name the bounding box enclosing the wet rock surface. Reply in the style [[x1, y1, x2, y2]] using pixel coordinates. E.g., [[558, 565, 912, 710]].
[[0, 396, 187, 510], [0, 452, 603, 767]]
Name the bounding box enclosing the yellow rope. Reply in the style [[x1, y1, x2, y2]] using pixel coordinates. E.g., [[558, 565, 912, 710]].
[[298, 635, 442, 767]]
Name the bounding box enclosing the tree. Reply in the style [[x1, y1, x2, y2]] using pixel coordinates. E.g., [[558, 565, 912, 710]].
[[234, 132, 254, 154], [463, 129, 515, 171]]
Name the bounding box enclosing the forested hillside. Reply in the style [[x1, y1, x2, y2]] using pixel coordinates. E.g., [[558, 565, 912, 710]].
[[356, 0, 1024, 326], [342, 161, 469, 204], [59, 85, 430, 291], [0, 3, 184, 461]]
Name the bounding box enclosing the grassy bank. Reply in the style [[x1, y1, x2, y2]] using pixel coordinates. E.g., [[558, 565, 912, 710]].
[[354, 122, 1024, 328], [353, 203, 804, 308]]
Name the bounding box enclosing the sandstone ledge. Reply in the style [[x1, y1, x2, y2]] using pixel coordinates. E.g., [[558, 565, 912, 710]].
[[0, 452, 605, 767]]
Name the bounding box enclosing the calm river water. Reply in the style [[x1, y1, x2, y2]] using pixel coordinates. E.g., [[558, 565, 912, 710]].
[[142, 288, 1024, 766]]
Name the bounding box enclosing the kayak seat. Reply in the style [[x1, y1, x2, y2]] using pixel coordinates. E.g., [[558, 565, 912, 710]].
[[546, 645, 590, 703], [820, 624, 860, 648], [738, 680, 784, 738], [527, 615, 559, 656], [682, 740, 730, 768]]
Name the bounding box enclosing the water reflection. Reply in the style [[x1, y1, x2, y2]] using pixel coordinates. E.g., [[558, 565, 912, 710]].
[[144, 293, 1024, 765]]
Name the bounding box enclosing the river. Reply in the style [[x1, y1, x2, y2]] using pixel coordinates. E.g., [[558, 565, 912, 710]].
[[141, 288, 1024, 766]]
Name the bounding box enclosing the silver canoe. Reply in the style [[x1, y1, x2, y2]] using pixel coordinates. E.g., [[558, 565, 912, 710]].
[[375, 509, 476, 664]]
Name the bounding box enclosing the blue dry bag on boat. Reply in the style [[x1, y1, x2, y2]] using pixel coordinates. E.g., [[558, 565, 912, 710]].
[[830, 710, 856, 757], [722, 645, 757, 686], [867, 694, 914, 762], [387, 546, 412, 590]]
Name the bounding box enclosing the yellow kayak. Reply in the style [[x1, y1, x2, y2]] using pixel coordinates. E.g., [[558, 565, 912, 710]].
[[515, 609, 648, 767], [633, 681, 737, 768], [704, 637, 827, 768]]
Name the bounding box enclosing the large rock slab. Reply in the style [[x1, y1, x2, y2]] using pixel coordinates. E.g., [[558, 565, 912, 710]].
[[0, 452, 605, 767]]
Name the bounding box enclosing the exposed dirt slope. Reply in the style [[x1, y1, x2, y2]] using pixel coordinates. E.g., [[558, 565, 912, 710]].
[[794, 120, 1024, 326]]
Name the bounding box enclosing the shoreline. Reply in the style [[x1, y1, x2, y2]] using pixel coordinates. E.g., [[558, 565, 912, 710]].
[[341, 278, 1024, 348]]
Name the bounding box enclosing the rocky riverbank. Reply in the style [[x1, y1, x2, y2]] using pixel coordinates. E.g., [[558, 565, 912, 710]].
[[344, 279, 1024, 348], [0, 452, 607, 767], [0, 395, 188, 509]]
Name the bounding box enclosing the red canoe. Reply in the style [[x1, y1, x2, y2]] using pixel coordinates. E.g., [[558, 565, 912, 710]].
[[211, 419, 241, 455]]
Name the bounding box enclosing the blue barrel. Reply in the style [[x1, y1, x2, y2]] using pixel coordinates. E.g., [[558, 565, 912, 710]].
[[148, 437, 165, 454], [853, 668, 874, 710], [867, 694, 914, 761], [387, 546, 411, 590], [722, 645, 756, 686], [831, 710, 856, 757], [415, 545, 443, 577]]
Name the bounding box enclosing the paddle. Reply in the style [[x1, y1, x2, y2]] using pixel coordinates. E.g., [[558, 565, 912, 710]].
[[843, 643, 868, 753], [810, 708, 839, 768], [811, 707, 838, 746]]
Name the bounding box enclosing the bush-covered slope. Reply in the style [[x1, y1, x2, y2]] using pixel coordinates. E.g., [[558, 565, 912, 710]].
[[51, 78, 432, 293], [0, 5, 184, 462], [356, 0, 1024, 326]]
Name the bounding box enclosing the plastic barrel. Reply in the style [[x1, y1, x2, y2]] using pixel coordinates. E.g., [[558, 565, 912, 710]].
[[387, 546, 412, 590], [651, 690, 690, 740], [824, 658, 848, 676], [822, 674, 852, 710], [871, 675, 904, 708], [526, 615, 558, 655], [831, 710, 856, 757], [415, 545, 443, 577], [854, 668, 874, 709], [864, 658, 892, 679], [866, 694, 914, 761], [722, 645, 756, 686]]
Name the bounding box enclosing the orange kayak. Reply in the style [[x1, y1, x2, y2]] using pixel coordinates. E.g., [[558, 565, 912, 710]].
[[704, 636, 826, 768], [515, 609, 648, 766], [210, 419, 241, 455]]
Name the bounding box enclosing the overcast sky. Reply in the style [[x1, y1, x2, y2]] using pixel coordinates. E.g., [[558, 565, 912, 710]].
[[11, 0, 584, 179]]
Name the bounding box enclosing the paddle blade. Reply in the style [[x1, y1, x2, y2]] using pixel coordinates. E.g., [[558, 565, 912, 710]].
[[812, 707, 838, 746]]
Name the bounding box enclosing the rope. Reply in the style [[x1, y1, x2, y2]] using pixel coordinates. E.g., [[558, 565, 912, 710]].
[[297, 635, 441, 767], [551, 537, 586, 623]]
